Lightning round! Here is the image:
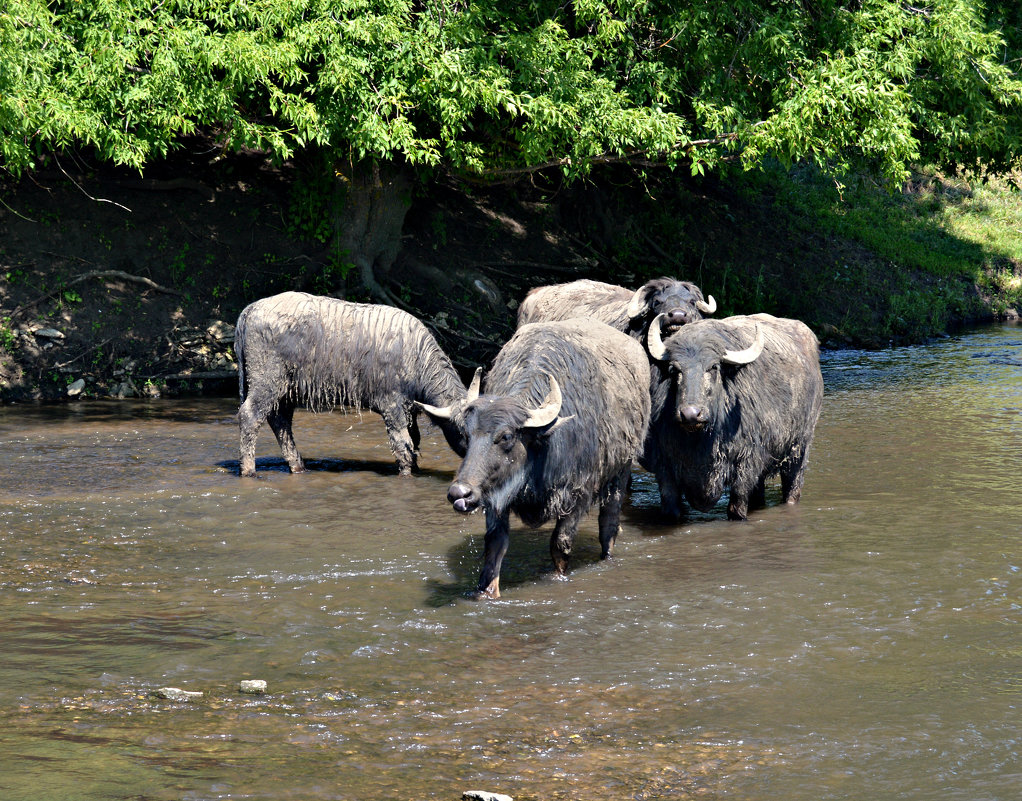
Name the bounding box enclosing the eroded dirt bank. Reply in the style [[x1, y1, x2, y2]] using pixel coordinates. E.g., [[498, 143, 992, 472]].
[[0, 149, 1003, 403]]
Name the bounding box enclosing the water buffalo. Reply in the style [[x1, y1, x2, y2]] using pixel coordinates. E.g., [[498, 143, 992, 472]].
[[235, 291, 478, 477], [516, 277, 716, 340], [641, 313, 823, 520], [420, 318, 651, 598]]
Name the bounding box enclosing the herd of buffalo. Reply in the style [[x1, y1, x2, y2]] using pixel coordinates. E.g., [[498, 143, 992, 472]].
[[233, 278, 824, 598]]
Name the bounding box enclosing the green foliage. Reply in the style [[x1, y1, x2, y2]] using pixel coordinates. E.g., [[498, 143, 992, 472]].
[[287, 149, 338, 243], [0, 317, 17, 353], [1, 1, 1018, 184]]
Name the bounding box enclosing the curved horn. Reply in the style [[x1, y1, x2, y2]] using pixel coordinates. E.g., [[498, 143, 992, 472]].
[[416, 400, 454, 419], [645, 314, 669, 361], [466, 366, 482, 403], [523, 377, 562, 428], [695, 294, 717, 314], [624, 286, 648, 320], [416, 366, 482, 419], [722, 325, 764, 365]]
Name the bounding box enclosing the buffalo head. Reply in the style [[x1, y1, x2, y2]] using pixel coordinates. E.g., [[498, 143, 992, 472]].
[[647, 315, 763, 430], [441, 377, 567, 515], [625, 278, 716, 337]]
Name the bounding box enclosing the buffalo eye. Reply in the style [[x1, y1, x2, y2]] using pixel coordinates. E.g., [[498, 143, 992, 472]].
[[495, 430, 515, 452]]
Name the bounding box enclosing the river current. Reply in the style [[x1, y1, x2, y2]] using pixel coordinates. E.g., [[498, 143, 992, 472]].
[[1, 324, 1019, 800]]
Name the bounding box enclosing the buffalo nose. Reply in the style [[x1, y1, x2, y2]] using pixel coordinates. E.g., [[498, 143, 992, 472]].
[[447, 482, 480, 513], [664, 308, 690, 326], [678, 404, 707, 426]]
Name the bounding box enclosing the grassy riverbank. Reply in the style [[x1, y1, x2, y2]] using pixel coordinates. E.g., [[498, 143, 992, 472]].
[[1, 155, 1020, 402]]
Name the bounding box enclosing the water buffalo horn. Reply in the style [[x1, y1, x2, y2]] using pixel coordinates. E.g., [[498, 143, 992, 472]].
[[523, 377, 562, 428], [416, 399, 453, 419], [722, 325, 764, 365], [696, 295, 717, 314], [466, 366, 482, 403], [624, 287, 648, 320], [416, 367, 482, 418], [645, 314, 669, 361]]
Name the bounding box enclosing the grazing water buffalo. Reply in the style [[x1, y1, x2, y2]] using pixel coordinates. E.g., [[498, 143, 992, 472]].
[[235, 291, 477, 477], [420, 319, 651, 598], [516, 277, 716, 340], [641, 313, 823, 521]]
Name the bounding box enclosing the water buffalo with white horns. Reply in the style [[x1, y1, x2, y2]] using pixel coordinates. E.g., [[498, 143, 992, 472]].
[[235, 291, 479, 477], [419, 318, 651, 598], [642, 313, 823, 520], [516, 277, 716, 340]]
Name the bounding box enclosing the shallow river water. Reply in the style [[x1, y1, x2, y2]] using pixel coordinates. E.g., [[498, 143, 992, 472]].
[[1, 324, 1020, 801]]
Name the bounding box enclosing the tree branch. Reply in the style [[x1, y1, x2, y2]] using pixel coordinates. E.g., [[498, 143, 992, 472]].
[[54, 154, 133, 212]]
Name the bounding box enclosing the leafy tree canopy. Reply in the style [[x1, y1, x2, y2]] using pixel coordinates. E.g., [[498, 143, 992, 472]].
[[1, 0, 1020, 183]]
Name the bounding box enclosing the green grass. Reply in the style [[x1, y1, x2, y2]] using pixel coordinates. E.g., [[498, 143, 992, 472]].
[[781, 164, 1022, 284], [738, 162, 1022, 340]]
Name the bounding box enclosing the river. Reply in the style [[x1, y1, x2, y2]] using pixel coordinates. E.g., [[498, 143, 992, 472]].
[[0, 323, 1019, 801]]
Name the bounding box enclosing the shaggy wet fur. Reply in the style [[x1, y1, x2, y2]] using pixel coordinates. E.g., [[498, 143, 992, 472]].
[[642, 313, 823, 520], [236, 291, 470, 476], [450, 318, 651, 596], [516, 277, 711, 339]]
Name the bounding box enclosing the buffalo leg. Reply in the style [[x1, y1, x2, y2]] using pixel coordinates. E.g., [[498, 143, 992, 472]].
[[726, 477, 754, 520], [550, 507, 585, 576], [598, 466, 630, 559], [475, 510, 511, 599], [238, 392, 271, 477], [267, 403, 305, 474], [781, 447, 810, 504], [409, 412, 422, 455], [380, 406, 417, 476], [749, 477, 767, 510], [656, 474, 685, 521]]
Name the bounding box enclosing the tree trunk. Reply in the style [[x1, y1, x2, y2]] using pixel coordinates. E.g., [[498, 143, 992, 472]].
[[333, 159, 411, 305]]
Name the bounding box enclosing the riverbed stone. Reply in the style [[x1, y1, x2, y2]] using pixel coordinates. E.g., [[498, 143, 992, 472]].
[[462, 792, 513, 801], [111, 379, 138, 399], [66, 378, 86, 397], [238, 679, 267, 694], [151, 687, 203, 701]]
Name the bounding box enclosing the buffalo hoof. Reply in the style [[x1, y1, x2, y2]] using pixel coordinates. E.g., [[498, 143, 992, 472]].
[[470, 580, 501, 600]]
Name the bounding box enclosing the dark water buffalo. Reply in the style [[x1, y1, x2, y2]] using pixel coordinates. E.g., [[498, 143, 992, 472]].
[[641, 313, 823, 520], [516, 277, 716, 340], [420, 318, 651, 598], [235, 291, 477, 477]]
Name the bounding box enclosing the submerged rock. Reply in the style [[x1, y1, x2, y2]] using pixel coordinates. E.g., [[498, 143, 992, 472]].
[[151, 687, 203, 701], [238, 679, 267, 694]]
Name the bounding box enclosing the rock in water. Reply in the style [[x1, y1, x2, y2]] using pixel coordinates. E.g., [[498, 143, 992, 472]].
[[238, 679, 267, 694], [151, 687, 203, 701]]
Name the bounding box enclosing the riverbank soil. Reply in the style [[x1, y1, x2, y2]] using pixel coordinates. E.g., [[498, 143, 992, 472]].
[[0, 147, 1008, 402]]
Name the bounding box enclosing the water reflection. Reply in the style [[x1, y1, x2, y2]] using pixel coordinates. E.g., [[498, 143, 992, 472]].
[[0, 324, 1019, 800]]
